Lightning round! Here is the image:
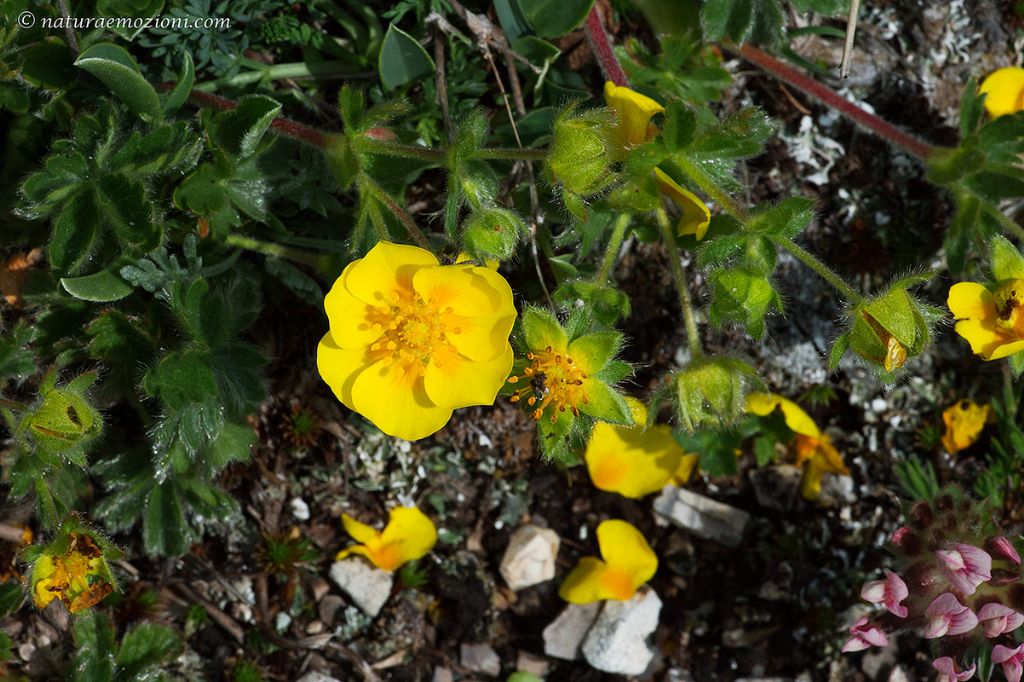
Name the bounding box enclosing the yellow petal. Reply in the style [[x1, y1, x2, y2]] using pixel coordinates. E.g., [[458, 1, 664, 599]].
[[423, 343, 513, 409], [414, 265, 517, 362], [317, 333, 373, 411], [585, 421, 682, 499], [814, 436, 849, 475], [954, 319, 1015, 360], [604, 81, 665, 148], [942, 399, 991, 453], [323, 262, 383, 350], [979, 67, 1024, 118], [989, 339, 1024, 360], [674, 453, 699, 484], [342, 513, 381, 545], [596, 520, 658, 590], [799, 463, 825, 500], [745, 392, 820, 437], [335, 543, 373, 562], [350, 357, 453, 440], [377, 506, 438, 569], [654, 168, 711, 241], [344, 241, 439, 305], [559, 556, 612, 604], [948, 282, 996, 321]]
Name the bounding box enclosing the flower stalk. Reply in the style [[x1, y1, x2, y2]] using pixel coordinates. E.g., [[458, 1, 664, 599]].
[[657, 209, 703, 359], [596, 214, 630, 282], [771, 235, 864, 304], [223, 234, 331, 273]]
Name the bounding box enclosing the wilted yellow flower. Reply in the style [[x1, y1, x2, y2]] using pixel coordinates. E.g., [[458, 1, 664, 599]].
[[948, 281, 1024, 361], [979, 67, 1024, 118], [585, 397, 698, 498], [32, 533, 114, 613], [942, 399, 991, 454], [746, 392, 850, 501], [317, 241, 517, 440], [559, 520, 657, 604], [337, 506, 438, 572], [604, 81, 664, 149], [654, 168, 711, 241]]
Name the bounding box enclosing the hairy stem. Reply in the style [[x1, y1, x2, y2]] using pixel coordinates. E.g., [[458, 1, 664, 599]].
[[186, 90, 329, 148], [977, 196, 1024, 244], [473, 147, 548, 161], [355, 138, 446, 162], [657, 209, 703, 359], [674, 155, 749, 220], [194, 60, 368, 92], [737, 44, 935, 161], [596, 214, 630, 282], [360, 174, 431, 249], [771, 235, 864, 304], [224, 234, 330, 272], [583, 7, 630, 87]]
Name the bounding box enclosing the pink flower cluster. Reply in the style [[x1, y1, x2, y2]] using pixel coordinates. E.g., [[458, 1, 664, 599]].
[[843, 533, 1024, 681]]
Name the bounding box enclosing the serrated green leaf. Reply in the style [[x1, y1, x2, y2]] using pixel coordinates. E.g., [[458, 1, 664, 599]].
[[73, 611, 117, 682], [60, 268, 134, 302], [702, 0, 754, 42], [116, 623, 182, 677], [144, 350, 219, 410], [143, 482, 191, 556], [96, 173, 159, 250], [0, 583, 23, 618], [378, 24, 435, 90], [20, 38, 74, 90], [213, 94, 282, 159], [74, 43, 161, 120], [49, 190, 100, 274], [827, 331, 850, 370]]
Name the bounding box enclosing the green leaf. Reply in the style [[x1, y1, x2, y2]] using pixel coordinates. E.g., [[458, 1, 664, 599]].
[[748, 197, 816, 239], [73, 611, 117, 682], [74, 43, 161, 120], [49, 191, 100, 274], [162, 50, 195, 115], [827, 331, 850, 370], [96, 173, 159, 250], [702, 0, 754, 42], [0, 583, 24, 617], [0, 321, 36, 384], [708, 268, 781, 339], [143, 482, 191, 556], [519, 0, 595, 38], [495, 0, 532, 43], [116, 623, 182, 677], [206, 421, 256, 469], [378, 24, 435, 90], [213, 95, 282, 160], [991, 235, 1024, 281], [60, 268, 134, 302], [20, 38, 75, 90], [144, 350, 219, 410], [522, 307, 568, 351], [960, 77, 984, 137]]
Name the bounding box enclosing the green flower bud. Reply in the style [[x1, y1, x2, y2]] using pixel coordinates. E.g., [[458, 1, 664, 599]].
[[462, 207, 524, 261], [673, 357, 757, 432], [847, 281, 939, 376], [18, 371, 102, 466], [546, 106, 616, 203]]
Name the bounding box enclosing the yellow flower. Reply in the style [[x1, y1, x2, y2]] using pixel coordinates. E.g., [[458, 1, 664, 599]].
[[604, 81, 664, 149], [948, 280, 1024, 361], [746, 392, 849, 500], [979, 67, 1024, 118], [337, 506, 438, 572], [585, 398, 698, 498], [32, 533, 114, 613], [317, 241, 517, 440], [941, 399, 991, 454], [654, 168, 712, 241], [559, 520, 657, 604]]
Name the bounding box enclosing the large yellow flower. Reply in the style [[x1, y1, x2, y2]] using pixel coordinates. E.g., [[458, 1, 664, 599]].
[[603, 82, 711, 241], [559, 520, 658, 604], [948, 281, 1024, 361], [979, 67, 1024, 118], [746, 392, 850, 501], [337, 506, 438, 572], [32, 533, 114, 613], [941, 399, 991, 454], [317, 241, 517, 440], [585, 398, 698, 498]]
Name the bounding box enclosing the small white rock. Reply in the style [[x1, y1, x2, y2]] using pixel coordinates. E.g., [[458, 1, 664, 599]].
[[460, 643, 501, 677], [499, 525, 560, 591], [275, 611, 292, 633], [296, 673, 342, 682], [653, 485, 750, 547], [542, 602, 601, 660], [290, 497, 311, 521], [581, 588, 662, 676], [431, 668, 454, 682], [329, 558, 393, 617], [515, 651, 549, 677]]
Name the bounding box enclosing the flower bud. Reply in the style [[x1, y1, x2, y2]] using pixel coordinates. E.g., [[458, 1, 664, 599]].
[[673, 357, 756, 432], [28, 520, 121, 613], [847, 283, 937, 376], [461, 207, 524, 261], [545, 106, 616, 218], [18, 372, 101, 465]]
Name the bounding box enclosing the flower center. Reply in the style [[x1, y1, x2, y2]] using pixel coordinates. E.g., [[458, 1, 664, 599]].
[[506, 346, 589, 422], [994, 279, 1024, 337], [366, 294, 457, 365]]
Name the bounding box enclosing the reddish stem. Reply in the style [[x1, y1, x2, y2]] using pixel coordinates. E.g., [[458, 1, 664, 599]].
[[184, 89, 329, 148], [737, 44, 934, 161], [584, 7, 629, 87]]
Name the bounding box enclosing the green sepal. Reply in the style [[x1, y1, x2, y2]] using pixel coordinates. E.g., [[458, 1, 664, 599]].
[[991, 235, 1024, 281], [673, 356, 757, 432], [579, 380, 633, 425], [522, 307, 568, 351], [568, 331, 623, 373], [708, 267, 782, 339]]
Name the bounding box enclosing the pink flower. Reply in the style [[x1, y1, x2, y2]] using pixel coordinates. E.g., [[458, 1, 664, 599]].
[[936, 543, 992, 596], [891, 526, 909, 546], [841, 616, 889, 652], [977, 602, 1024, 638], [861, 570, 909, 618], [933, 657, 976, 682], [993, 644, 1024, 682], [923, 592, 978, 638], [991, 536, 1022, 565]]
